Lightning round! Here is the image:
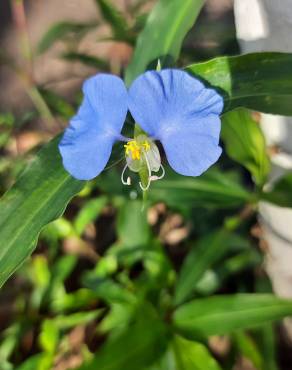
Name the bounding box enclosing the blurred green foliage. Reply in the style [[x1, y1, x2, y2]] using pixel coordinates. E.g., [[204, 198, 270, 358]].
[[1, 0, 292, 369]]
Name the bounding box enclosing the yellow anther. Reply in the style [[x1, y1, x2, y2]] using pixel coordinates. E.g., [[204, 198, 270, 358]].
[[143, 141, 150, 151], [124, 139, 151, 161]]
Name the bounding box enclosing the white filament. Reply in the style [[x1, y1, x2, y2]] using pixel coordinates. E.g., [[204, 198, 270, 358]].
[[121, 164, 131, 186], [139, 153, 152, 191]]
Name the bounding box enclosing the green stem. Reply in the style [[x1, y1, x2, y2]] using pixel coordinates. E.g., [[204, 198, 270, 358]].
[[27, 86, 55, 125], [10, 0, 56, 128], [224, 204, 256, 232]]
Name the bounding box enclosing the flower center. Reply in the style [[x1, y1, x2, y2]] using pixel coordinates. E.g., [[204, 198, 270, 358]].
[[124, 139, 150, 160], [121, 134, 165, 191]]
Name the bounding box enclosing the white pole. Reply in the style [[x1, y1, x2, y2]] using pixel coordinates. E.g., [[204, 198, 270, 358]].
[[234, 0, 292, 339]]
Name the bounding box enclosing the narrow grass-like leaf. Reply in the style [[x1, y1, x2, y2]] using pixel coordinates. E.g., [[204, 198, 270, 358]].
[[39, 88, 75, 120], [174, 229, 233, 305], [253, 324, 279, 370], [233, 332, 263, 370], [61, 52, 109, 70], [94, 0, 131, 42], [37, 22, 98, 54], [174, 294, 292, 339], [125, 0, 205, 85]]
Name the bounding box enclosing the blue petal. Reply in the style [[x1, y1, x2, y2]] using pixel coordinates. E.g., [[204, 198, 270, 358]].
[[161, 130, 222, 176], [128, 69, 223, 175], [59, 74, 128, 180]]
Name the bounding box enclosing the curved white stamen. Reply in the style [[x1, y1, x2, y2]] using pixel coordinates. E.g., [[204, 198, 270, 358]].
[[121, 163, 131, 186], [150, 164, 165, 181], [139, 153, 152, 191]]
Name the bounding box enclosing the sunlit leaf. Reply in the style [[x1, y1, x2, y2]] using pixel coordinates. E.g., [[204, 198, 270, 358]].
[[172, 335, 222, 370], [125, 0, 205, 85], [187, 53, 292, 115], [74, 196, 107, 236]]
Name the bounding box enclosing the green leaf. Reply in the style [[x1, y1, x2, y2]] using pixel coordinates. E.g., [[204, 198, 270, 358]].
[[261, 172, 292, 208], [125, 0, 205, 85], [0, 137, 83, 288], [51, 254, 77, 283], [61, 52, 109, 70], [79, 309, 169, 370], [39, 320, 59, 354], [172, 335, 222, 370], [195, 249, 261, 296], [52, 288, 97, 313], [233, 332, 263, 370], [174, 229, 234, 305], [173, 294, 292, 339], [99, 302, 135, 333], [0, 113, 14, 148], [221, 108, 270, 186], [0, 324, 21, 363], [83, 277, 136, 304], [53, 310, 103, 330], [253, 325, 279, 370], [39, 88, 75, 120], [149, 168, 251, 209], [94, 0, 130, 42], [74, 196, 107, 236], [117, 200, 151, 248], [31, 255, 51, 288], [37, 21, 98, 54], [147, 348, 177, 370], [186, 52, 292, 115], [15, 355, 42, 370]]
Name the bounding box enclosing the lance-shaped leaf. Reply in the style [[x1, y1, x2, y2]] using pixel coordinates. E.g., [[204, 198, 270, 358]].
[[150, 168, 251, 209], [174, 229, 234, 306], [221, 108, 271, 186], [125, 0, 205, 85], [37, 22, 98, 54], [0, 137, 84, 288], [186, 52, 292, 115], [94, 0, 132, 43], [173, 294, 292, 340], [78, 308, 169, 370]]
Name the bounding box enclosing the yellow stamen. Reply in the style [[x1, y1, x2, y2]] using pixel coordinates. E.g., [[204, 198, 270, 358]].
[[124, 139, 151, 161], [143, 141, 150, 151]]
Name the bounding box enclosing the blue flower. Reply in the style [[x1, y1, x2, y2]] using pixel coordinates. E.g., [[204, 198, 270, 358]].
[[59, 69, 223, 189]]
